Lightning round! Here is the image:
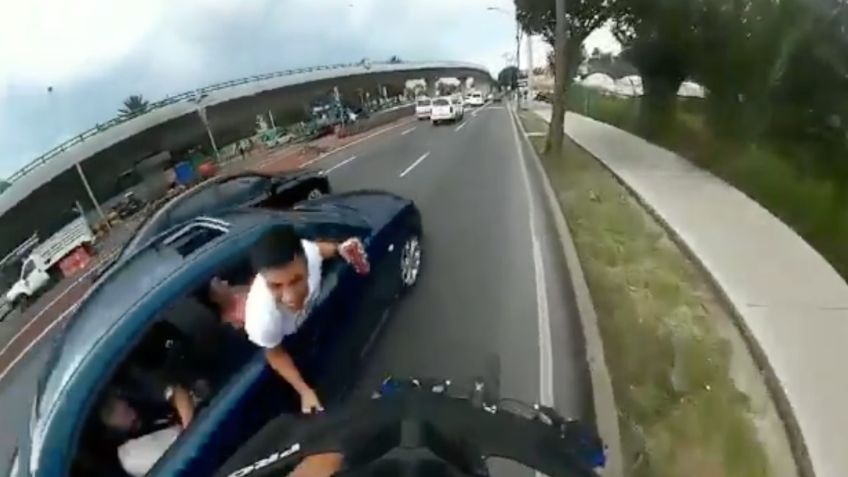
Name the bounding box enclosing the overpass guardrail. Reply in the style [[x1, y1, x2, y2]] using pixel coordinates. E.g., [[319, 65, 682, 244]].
[[3, 60, 464, 188]]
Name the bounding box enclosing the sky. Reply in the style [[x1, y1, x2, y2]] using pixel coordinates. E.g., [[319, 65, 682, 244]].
[[0, 0, 619, 179]]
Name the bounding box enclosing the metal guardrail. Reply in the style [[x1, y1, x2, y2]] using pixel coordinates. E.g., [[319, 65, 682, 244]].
[[4, 60, 453, 186]]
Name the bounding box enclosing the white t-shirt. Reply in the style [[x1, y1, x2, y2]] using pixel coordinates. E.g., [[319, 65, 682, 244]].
[[244, 240, 323, 348], [117, 425, 181, 477]]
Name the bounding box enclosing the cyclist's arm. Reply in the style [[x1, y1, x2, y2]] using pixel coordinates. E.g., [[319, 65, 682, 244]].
[[288, 453, 343, 477]]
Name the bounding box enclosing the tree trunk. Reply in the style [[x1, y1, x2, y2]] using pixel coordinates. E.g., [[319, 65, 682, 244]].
[[545, 0, 569, 154], [639, 73, 683, 140]]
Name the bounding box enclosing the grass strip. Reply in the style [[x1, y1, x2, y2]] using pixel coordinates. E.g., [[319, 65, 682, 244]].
[[518, 111, 770, 477]]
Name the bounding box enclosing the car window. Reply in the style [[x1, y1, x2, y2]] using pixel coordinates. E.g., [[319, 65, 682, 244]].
[[21, 258, 35, 278], [122, 176, 270, 262], [433, 99, 449, 106], [417, 99, 431, 106], [68, 264, 257, 477]]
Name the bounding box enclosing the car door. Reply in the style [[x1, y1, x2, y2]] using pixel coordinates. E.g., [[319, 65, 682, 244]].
[[292, 216, 405, 402], [22, 258, 50, 294]]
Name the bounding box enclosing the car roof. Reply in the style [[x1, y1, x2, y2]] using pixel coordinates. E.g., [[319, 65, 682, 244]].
[[121, 171, 317, 260]]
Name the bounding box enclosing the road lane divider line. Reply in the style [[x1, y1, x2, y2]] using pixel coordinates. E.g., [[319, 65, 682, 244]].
[[401, 127, 416, 136], [508, 103, 555, 408], [399, 152, 431, 178], [0, 250, 115, 363], [454, 122, 467, 132], [0, 304, 79, 382], [298, 118, 414, 169], [510, 103, 624, 477], [321, 155, 358, 175]]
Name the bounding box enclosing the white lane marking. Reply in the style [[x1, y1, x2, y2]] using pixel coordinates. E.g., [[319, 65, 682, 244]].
[[0, 251, 114, 362], [399, 152, 431, 178], [297, 119, 412, 169], [454, 122, 467, 132], [0, 305, 79, 382], [526, 132, 546, 137], [508, 103, 554, 408], [401, 127, 416, 136], [321, 155, 357, 175]]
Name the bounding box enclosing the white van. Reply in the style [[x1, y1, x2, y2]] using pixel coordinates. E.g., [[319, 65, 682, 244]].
[[415, 98, 432, 120]]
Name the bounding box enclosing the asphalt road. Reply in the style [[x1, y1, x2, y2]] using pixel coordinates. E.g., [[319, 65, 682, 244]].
[[0, 104, 592, 473]]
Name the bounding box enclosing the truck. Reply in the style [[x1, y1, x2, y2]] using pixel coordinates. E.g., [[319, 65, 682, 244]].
[[5, 216, 95, 309]]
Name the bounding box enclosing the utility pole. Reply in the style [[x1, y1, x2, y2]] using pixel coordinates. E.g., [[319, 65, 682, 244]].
[[545, 0, 567, 153], [526, 33, 534, 104], [48, 87, 110, 228]]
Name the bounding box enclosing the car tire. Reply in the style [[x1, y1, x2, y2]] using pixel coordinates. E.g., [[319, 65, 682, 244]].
[[398, 231, 423, 292], [307, 188, 324, 200], [13, 295, 29, 311]]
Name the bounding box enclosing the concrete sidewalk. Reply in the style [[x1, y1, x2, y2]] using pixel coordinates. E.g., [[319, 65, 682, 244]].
[[532, 104, 847, 477]]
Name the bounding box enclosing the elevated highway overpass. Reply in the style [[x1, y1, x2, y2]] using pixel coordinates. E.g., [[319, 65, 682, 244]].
[[0, 61, 493, 257]]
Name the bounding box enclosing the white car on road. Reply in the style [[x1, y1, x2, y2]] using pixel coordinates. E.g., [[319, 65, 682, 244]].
[[465, 91, 485, 107], [430, 97, 463, 125], [415, 98, 432, 120]]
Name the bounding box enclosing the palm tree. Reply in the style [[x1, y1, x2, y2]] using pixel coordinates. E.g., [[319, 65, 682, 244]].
[[119, 94, 149, 116]]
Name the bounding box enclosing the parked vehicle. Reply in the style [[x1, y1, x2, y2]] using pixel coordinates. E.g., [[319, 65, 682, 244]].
[[7, 190, 423, 477], [5, 216, 95, 308], [431, 97, 463, 125], [415, 98, 432, 120], [112, 192, 144, 219]]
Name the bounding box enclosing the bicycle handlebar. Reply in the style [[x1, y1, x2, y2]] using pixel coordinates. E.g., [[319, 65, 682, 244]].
[[217, 379, 604, 477]]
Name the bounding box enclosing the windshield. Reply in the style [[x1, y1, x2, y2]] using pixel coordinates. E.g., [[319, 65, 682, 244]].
[[21, 259, 35, 279], [3, 2, 843, 477]]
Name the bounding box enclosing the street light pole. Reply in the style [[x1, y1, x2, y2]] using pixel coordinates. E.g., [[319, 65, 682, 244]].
[[526, 33, 534, 104], [47, 87, 109, 228], [487, 6, 522, 106], [193, 96, 220, 160]]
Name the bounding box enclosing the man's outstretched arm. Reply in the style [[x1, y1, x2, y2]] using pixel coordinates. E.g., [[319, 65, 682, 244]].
[[265, 345, 323, 413]]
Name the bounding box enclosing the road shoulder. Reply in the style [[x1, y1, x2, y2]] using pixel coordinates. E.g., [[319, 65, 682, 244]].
[[508, 104, 624, 477], [517, 107, 798, 477]]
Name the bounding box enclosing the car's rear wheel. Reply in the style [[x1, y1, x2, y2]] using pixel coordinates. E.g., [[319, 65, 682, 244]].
[[307, 188, 324, 200], [399, 233, 422, 290], [13, 295, 29, 311]]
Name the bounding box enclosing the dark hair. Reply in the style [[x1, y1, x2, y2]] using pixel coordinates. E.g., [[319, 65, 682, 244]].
[[249, 226, 304, 272]]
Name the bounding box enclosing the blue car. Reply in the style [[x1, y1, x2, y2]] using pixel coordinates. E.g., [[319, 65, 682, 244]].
[[8, 190, 423, 477]]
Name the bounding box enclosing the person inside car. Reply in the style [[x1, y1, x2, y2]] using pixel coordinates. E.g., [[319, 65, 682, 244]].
[[98, 393, 182, 477], [209, 225, 369, 414]]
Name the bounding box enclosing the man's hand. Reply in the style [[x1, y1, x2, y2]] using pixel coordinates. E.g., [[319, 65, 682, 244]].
[[288, 453, 343, 477], [339, 238, 370, 275], [300, 387, 324, 414]]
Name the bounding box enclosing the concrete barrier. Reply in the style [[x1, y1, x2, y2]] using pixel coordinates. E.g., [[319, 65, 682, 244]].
[[337, 105, 414, 138]]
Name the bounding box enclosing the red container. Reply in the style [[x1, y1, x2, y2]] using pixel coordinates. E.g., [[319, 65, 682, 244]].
[[197, 161, 218, 178]]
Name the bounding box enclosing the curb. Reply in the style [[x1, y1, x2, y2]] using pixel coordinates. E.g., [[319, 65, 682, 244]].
[[509, 104, 624, 477], [533, 109, 813, 477]]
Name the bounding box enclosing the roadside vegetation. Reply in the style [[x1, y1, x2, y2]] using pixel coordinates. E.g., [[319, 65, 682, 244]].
[[519, 111, 770, 477], [509, 0, 847, 278], [565, 84, 848, 281]]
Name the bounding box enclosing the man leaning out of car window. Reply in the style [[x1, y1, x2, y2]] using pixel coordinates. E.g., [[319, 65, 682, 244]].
[[209, 225, 369, 414]]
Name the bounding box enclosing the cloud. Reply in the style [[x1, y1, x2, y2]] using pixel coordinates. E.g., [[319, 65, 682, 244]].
[[0, 0, 522, 177]]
